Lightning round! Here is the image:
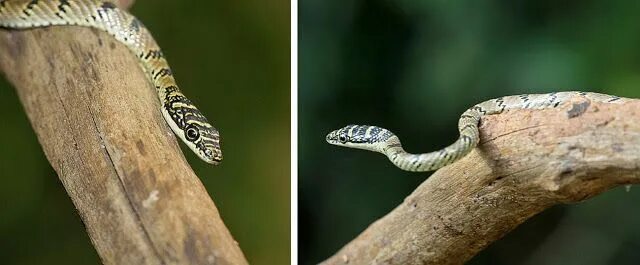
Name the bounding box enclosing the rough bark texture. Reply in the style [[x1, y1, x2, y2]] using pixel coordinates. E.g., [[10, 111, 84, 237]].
[[0, 1, 248, 264], [322, 95, 640, 265]]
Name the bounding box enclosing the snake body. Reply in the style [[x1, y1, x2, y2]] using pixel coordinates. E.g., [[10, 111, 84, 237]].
[[0, 0, 222, 164], [326, 91, 629, 172]]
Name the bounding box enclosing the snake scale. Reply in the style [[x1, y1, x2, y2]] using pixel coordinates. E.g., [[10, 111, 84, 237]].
[[0, 0, 221, 164], [327, 91, 629, 172]]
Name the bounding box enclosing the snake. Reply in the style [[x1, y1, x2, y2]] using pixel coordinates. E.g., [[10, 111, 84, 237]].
[[327, 91, 629, 172], [0, 0, 222, 164]]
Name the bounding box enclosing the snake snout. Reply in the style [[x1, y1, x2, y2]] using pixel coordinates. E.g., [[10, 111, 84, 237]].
[[325, 130, 341, 144], [203, 150, 223, 165], [210, 158, 222, 165]]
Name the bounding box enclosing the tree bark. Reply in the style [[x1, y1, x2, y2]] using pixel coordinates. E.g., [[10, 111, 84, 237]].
[[322, 95, 640, 265], [0, 1, 248, 264]]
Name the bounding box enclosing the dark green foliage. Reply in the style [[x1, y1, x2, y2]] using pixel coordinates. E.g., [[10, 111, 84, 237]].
[[299, 0, 640, 264]]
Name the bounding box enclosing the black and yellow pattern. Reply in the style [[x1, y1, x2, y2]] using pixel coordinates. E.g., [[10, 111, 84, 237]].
[[0, 0, 222, 164], [327, 92, 628, 172]]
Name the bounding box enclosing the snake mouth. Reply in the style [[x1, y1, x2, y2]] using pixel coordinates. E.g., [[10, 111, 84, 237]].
[[202, 156, 222, 165], [212, 156, 223, 165], [204, 152, 223, 165]]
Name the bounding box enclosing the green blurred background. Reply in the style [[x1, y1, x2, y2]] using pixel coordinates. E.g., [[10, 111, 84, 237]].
[[300, 0, 640, 264], [0, 0, 289, 264]]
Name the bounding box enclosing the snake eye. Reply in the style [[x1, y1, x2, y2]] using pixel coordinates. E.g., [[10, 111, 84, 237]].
[[339, 135, 348, 143], [185, 126, 200, 141]]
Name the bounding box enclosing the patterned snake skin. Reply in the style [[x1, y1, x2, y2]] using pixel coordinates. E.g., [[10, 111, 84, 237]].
[[0, 0, 222, 164], [327, 92, 629, 172]]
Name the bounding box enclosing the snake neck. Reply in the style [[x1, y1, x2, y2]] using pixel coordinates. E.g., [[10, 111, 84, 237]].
[[381, 115, 481, 172]]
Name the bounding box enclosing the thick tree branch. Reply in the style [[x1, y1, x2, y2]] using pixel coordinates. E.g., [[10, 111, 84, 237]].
[[322, 95, 640, 265], [0, 1, 248, 264]]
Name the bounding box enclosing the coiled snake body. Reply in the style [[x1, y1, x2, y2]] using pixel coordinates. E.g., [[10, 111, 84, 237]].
[[0, 0, 222, 164], [327, 92, 629, 172]]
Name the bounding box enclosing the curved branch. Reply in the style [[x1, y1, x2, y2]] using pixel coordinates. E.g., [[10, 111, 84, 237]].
[[322, 95, 640, 265], [0, 1, 248, 264]]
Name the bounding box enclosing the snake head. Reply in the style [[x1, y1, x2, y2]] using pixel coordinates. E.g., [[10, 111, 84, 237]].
[[162, 95, 222, 165], [179, 122, 222, 164], [326, 125, 395, 152]]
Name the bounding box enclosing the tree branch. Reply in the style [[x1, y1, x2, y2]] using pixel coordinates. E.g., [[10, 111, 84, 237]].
[[322, 95, 640, 265], [0, 1, 248, 264]]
